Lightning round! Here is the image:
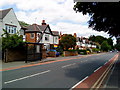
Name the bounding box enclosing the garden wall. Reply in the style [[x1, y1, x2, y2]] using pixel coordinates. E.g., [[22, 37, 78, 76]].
[[63, 51, 78, 57], [47, 51, 56, 57], [4, 49, 26, 62]]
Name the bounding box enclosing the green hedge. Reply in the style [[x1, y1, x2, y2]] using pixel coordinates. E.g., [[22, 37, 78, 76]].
[[65, 49, 87, 55], [77, 50, 87, 55], [65, 50, 77, 52], [92, 48, 100, 52]]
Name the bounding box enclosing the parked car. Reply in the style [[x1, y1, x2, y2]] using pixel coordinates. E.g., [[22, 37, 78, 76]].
[[48, 49, 60, 56], [97, 51, 101, 53], [109, 51, 113, 52]]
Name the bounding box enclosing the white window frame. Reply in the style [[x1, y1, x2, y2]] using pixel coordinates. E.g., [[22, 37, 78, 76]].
[[5, 24, 17, 34]]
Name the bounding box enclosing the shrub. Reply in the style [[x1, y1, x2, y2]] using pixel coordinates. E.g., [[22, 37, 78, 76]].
[[92, 48, 100, 52], [77, 49, 87, 55]]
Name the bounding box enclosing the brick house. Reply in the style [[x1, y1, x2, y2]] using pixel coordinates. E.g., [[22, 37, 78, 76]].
[[25, 20, 59, 50]]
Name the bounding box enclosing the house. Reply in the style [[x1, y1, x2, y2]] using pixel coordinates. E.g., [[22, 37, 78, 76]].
[[25, 20, 59, 50], [0, 8, 26, 41], [65, 33, 96, 50], [75, 33, 96, 50], [0, 8, 21, 36]]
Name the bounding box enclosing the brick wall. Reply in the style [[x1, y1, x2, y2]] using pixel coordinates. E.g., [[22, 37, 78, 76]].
[[48, 51, 56, 57], [25, 33, 37, 43], [42, 49, 47, 59], [4, 49, 26, 62], [63, 51, 78, 57]]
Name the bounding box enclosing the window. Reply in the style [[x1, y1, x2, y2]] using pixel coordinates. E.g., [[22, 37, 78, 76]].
[[11, 29, 14, 33], [45, 35, 49, 41], [30, 33, 34, 38], [36, 45, 40, 53], [14, 27, 16, 34], [9, 26, 10, 33], [5, 24, 17, 34], [55, 37, 58, 42], [5, 25, 7, 30]]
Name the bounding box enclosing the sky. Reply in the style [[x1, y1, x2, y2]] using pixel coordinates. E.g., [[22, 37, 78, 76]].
[[0, 0, 116, 44]]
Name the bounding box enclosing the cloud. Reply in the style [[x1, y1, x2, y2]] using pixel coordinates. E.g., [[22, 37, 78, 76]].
[[50, 22, 109, 38], [1, 0, 115, 43]]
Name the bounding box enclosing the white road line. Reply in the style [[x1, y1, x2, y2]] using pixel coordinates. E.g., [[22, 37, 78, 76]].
[[4, 70, 51, 84], [94, 66, 102, 72], [62, 63, 76, 68], [70, 76, 88, 89], [104, 62, 108, 65]]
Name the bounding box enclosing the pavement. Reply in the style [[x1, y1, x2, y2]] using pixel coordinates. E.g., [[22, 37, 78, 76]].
[[1, 55, 86, 70], [104, 52, 120, 89]]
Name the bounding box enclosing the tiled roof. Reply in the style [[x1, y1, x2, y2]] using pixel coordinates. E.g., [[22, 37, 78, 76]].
[[39, 25, 48, 31], [25, 24, 42, 32], [25, 23, 59, 36], [52, 31, 59, 36], [25, 24, 49, 33], [0, 8, 12, 19]]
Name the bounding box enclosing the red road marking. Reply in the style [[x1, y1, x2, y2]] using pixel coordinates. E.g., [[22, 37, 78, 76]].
[[71, 54, 119, 89]]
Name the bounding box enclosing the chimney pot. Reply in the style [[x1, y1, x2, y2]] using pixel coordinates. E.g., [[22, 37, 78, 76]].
[[42, 20, 46, 25]]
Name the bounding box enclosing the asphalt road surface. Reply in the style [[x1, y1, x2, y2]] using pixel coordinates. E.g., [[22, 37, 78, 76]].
[[2, 52, 117, 89]]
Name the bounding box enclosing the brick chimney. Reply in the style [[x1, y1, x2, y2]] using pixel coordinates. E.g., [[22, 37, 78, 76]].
[[41, 20, 46, 25], [74, 33, 77, 38]]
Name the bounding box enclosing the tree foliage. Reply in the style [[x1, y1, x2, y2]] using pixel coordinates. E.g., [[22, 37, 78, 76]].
[[114, 36, 120, 51], [114, 43, 120, 51], [60, 34, 76, 50], [19, 21, 30, 27], [89, 35, 113, 50], [2, 29, 25, 50], [101, 41, 111, 51], [89, 35, 107, 45], [74, 2, 120, 37]]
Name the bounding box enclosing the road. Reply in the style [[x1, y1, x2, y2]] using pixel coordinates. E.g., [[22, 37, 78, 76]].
[[2, 52, 117, 89]]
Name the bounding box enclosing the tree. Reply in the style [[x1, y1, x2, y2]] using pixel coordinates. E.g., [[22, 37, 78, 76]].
[[74, 2, 120, 37], [2, 29, 25, 50], [114, 43, 120, 51], [115, 37, 120, 51], [89, 35, 96, 42], [107, 38, 114, 49], [89, 35, 114, 50], [60, 34, 76, 50], [89, 35, 107, 45], [101, 41, 111, 51], [19, 21, 30, 27]]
